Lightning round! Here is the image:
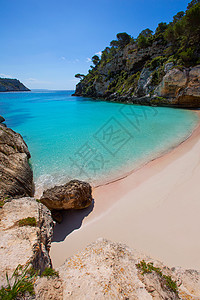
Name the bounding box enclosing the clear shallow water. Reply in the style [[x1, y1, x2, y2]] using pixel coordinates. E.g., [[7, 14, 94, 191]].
[[0, 90, 198, 196]]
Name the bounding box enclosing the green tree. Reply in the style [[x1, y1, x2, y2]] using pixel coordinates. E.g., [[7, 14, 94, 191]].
[[173, 11, 185, 23], [75, 74, 85, 80], [116, 32, 131, 47], [139, 28, 153, 38], [187, 0, 200, 10], [137, 35, 149, 48], [155, 22, 168, 35], [110, 40, 119, 48], [92, 55, 100, 66]]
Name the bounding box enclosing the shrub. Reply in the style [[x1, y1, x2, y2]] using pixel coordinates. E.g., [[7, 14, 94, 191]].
[[0, 264, 36, 299], [41, 267, 59, 278], [136, 260, 178, 294], [18, 217, 37, 227]]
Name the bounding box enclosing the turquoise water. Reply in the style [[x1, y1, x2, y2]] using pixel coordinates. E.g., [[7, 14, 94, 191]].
[[0, 90, 199, 195]]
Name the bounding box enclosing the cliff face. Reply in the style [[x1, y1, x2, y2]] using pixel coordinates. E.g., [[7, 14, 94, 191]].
[[73, 3, 200, 108], [0, 123, 34, 200], [0, 78, 30, 92]]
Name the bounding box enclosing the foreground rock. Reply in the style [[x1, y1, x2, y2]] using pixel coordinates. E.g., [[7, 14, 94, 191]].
[[35, 239, 200, 299], [0, 197, 53, 286], [0, 124, 34, 199], [40, 180, 93, 211], [0, 78, 30, 92]]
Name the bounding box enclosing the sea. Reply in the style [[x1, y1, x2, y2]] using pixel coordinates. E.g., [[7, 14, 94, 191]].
[[0, 90, 198, 196]]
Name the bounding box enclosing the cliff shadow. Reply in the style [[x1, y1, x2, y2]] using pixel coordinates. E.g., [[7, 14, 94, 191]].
[[52, 199, 94, 242]]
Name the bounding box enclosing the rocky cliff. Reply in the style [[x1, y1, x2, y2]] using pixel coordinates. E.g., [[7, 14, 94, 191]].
[[0, 78, 30, 92], [0, 123, 34, 200], [73, 2, 200, 108]]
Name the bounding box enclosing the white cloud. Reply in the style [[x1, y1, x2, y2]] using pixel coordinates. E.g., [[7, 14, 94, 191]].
[[95, 51, 102, 56], [86, 57, 92, 63], [61, 56, 66, 60], [27, 78, 37, 82], [0, 73, 12, 78]]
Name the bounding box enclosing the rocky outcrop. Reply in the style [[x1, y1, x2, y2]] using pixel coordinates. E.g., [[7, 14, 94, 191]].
[[40, 179, 93, 211], [35, 239, 200, 299], [0, 197, 54, 286], [0, 123, 34, 199], [0, 78, 30, 92], [0, 115, 5, 123], [154, 65, 200, 107]]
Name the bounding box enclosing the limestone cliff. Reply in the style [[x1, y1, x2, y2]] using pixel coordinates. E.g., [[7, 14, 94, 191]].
[[0, 123, 34, 200], [0, 78, 30, 92]]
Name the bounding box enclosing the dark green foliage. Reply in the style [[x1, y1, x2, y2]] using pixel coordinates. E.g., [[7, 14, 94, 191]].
[[147, 56, 166, 70], [173, 11, 185, 24], [41, 267, 59, 278], [0, 264, 36, 300], [0, 200, 4, 208], [18, 217, 37, 227], [137, 35, 149, 49], [116, 32, 131, 47], [75, 74, 85, 80], [110, 32, 131, 49], [139, 28, 153, 38], [92, 55, 100, 66], [136, 260, 178, 294], [187, 0, 200, 10], [155, 22, 168, 35]]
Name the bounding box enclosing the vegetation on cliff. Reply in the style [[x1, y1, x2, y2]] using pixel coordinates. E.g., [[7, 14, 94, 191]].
[[74, 0, 200, 107]]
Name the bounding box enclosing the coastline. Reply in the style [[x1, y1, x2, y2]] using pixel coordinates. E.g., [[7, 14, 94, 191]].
[[51, 110, 200, 270]]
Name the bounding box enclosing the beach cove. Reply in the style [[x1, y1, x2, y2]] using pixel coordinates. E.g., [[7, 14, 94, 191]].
[[51, 110, 200, 270]]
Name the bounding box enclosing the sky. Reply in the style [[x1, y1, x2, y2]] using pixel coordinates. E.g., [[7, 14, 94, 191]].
[[0, 0, 189, 90]]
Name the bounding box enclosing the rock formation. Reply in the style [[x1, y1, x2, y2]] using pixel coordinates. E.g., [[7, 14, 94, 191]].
[[73, 3, 200, 108], [35, 239, 200, 299], [0, 78, 30, 92], [0, 197, 53, 286], [154, 65, 200, 107], [0, 115, 5, 123], [0, 123, 34, 199], [40, 180, 93, 211]]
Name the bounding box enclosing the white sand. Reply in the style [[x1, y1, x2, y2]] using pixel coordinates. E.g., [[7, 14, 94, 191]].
[[50, 111, 200, 270]]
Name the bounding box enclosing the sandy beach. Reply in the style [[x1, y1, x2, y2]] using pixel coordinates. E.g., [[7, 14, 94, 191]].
[[50, 110, 200, 270]]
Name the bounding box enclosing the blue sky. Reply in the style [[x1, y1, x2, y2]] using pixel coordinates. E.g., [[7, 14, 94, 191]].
[[0, 0, 189, 90]]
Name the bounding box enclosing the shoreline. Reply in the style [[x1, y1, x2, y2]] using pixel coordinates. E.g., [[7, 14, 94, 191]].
[[50, 110, 200, 270]]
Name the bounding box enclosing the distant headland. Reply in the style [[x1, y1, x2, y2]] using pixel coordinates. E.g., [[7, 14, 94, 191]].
[[0, 78, 30, 92]]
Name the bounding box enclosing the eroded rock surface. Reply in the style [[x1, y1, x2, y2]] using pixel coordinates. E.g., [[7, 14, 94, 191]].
[[0, 124, 34, 199], [40, 180, 92, 211], [155, 65, 200, 107], [48, 239, 200, 299], [0, 198, 53, 286]]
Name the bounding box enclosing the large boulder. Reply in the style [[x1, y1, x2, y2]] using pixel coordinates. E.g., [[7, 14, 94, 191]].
[[0, 198, 54, 286], [0, 124, 34, 199], [40, 179, 93, 211]]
